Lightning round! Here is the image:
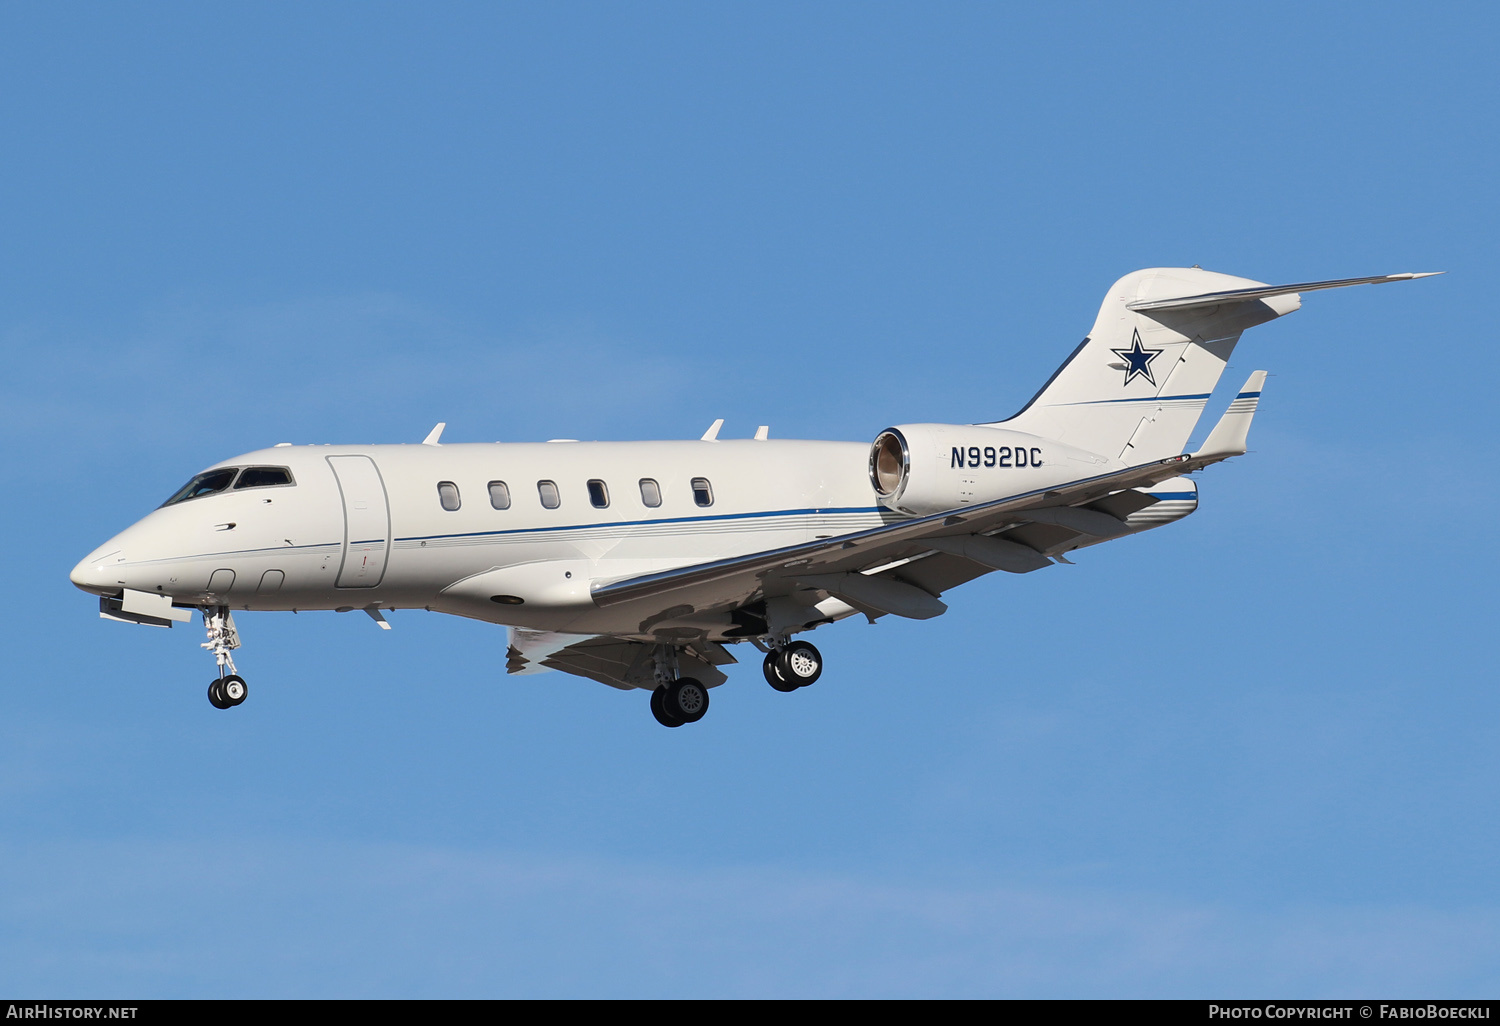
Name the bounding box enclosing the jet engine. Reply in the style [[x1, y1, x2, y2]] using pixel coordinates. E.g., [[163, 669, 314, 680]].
[[868, 423, 1113, 516]]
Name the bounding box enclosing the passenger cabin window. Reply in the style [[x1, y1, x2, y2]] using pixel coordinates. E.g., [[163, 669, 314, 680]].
[[587, 479, 609, 508], [437, 481, 461, 511], [488, 481, 511, 510], [233, 466, 294, 490], [639, 478, 662, 508], [538, 480, 561, 509], [161, 468, 237, 507], [691, 477, 714, 507]]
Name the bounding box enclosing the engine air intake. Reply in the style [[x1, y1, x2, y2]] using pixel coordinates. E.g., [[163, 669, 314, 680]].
[[869, 430, 909, 501]]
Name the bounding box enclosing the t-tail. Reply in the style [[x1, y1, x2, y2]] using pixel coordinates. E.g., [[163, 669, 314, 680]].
[[987, 268, 1439, 464]]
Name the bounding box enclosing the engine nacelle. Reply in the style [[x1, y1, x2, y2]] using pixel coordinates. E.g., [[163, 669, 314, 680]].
[[868, 423, 1115, 516]]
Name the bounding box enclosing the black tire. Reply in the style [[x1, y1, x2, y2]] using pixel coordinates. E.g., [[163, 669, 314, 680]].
[[220, 675, 248, 706], [665, 677, 709, 723], [650, 686, 683, 728], [207, 679, 231, 710], [778, 641, 823, 688], [764, 651, 798, 693]]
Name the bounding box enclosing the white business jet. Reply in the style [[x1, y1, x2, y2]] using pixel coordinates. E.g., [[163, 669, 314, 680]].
[[69, 268, 1435, 726]]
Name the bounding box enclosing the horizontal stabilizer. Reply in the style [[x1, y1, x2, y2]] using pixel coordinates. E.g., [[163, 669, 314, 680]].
[[1194, 371, 1267, 459], [1127, 272, 1440, 313]]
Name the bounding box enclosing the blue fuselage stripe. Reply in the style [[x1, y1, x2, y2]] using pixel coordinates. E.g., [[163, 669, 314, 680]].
[[394, 506, 888, 544], [1071, 393, 1213, 406]]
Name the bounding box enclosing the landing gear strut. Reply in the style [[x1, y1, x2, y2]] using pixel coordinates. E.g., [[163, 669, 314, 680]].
[[647, 644, 709, 728], [201, 606, 247, 710], [762, 640, 822, 691]]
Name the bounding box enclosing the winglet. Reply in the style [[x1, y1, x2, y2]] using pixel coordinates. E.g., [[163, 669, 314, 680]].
[[422, 422, 446, 446], [701, 419, 724, 441], [1193, 371, 1267, 460]]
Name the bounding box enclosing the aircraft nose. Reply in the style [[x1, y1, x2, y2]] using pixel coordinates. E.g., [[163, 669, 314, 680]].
[[69, 547, 122, 595]]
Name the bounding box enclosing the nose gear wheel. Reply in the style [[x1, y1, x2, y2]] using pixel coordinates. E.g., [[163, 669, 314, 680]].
[[207, 674, 248, 710]]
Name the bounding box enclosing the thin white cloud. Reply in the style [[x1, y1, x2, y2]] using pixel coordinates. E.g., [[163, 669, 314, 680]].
[[0, 292, 691, 460], [0, 838, 1495, 997]]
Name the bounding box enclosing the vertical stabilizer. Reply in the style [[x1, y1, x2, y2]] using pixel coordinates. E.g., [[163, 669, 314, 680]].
[[987, 268, 1298, 462]]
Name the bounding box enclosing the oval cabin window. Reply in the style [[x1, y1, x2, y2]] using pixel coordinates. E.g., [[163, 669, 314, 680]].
[[437, 482, 461, 511]]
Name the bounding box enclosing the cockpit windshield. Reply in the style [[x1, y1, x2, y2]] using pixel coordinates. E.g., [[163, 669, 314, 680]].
[[161, 469, 238, 506], [161, 466, 295, 507], [234, 466, 294, 490]]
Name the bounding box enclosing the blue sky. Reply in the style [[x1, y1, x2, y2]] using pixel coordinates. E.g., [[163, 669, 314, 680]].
[[2, 2, 1496, 997]]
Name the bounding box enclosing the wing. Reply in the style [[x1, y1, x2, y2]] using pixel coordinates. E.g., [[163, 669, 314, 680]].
[[591, 378, 1268, 625], [506, 628, 736, 690]]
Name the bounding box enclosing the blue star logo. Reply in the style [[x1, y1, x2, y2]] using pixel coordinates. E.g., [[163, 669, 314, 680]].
[[1111, 330, 1162, 387]]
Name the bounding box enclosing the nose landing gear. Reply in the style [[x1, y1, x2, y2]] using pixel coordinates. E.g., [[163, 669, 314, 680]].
[[208, 674, 248, 709], [201, 606, 248, 710]]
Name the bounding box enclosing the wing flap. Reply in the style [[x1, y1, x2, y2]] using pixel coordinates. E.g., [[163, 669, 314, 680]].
[[511, 631, 733, 690], [792, 572, 948, 620], [927, 535, 1052, 573]]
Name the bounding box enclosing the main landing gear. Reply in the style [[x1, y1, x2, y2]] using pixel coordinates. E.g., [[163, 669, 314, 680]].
[[650, 678, 709, 728], [201, 606, 248, 710], [647, 644, 710, 728], [763, 640, 822, 692], [645, 639, 825, 725]]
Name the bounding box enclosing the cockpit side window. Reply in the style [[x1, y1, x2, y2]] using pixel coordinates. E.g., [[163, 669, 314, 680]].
[[161, 468, 238, 507], [233, 466, 295, 490]]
